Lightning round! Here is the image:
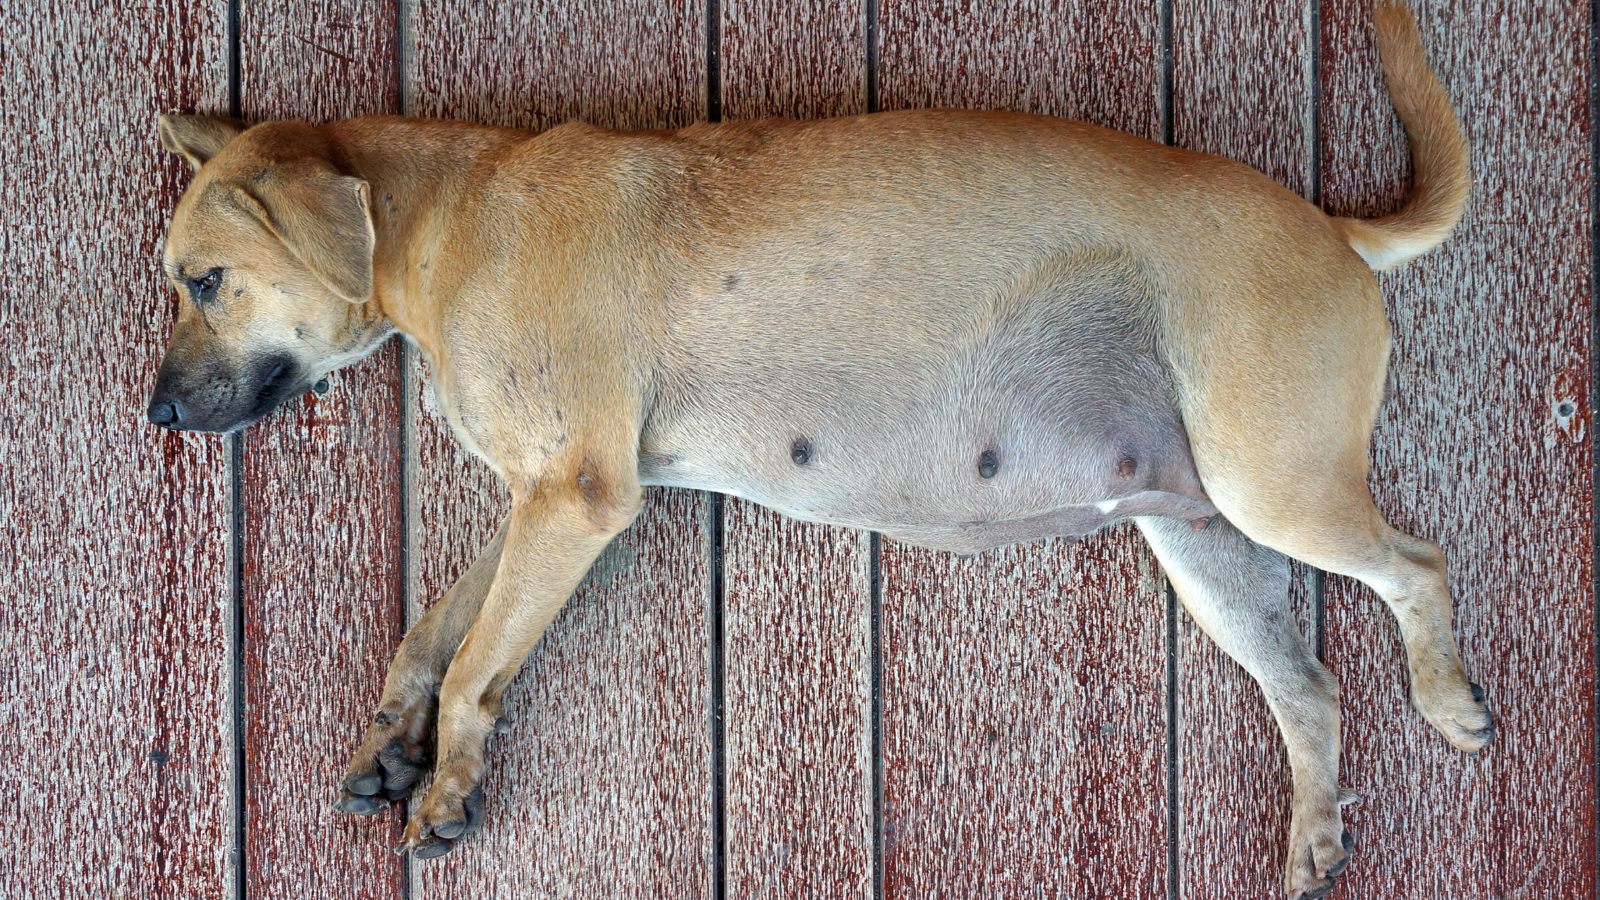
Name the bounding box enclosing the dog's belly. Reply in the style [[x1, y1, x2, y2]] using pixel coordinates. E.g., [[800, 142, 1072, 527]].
[[639, 248, 1216, 553], [639, 389, 1214, 553]]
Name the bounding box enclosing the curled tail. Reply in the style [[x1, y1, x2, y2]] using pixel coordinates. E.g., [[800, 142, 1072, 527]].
[[1336, 1, 1470, 271]]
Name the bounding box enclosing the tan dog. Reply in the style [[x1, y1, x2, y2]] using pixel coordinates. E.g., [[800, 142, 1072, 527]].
[[146, 3, 1486, 896]]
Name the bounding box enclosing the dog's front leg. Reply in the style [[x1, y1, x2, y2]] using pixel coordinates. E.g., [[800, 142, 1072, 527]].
[[399, 471, 642, 858], [333, 517, 509, 816], [1136, 516, 1350, 900]]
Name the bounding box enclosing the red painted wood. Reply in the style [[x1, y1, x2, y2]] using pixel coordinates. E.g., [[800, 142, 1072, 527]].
[[236, 2, 407, 897], [877, 0, 1161, 132], [721, 0, 867, 122], [0, 2, 233, 898], [404, 2, 713, 897], [722, 503, 874, 899], [718, 4, 876, 898], [879, 541, 1171, 897], [877, 13, 1166, 899], [1320, 0, 1595, 896], [1169, 2, 1318, 896], [404, 0, 706, 132]]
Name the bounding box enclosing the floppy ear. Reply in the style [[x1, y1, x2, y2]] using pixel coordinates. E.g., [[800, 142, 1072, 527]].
[[158, 114, 246, 171], [234, 164, 375, 304]]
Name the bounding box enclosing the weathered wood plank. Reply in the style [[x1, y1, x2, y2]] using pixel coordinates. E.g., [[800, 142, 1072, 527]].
[[1168, 2, 1318, 896], [721, 0, 867, 122], [0, 2, 233, 897], [876, 7, 1169, 896], [721, 506, 874, 899], [726, 506, 876, 896], [1319, 0, 1595, 896], [718, 3, 876, 898], [879, 542, 1171, 897], [877, 0, 1162, 133], [404, 2, 713, 897], [236, 2, 407, 897], [404, 0, 705, 132]]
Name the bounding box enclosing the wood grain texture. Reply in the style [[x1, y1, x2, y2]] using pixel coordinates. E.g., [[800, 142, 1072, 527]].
[[722, 501, 874, 900], [877, 0, 1161, 131], [403, 0, 706, 131], [880, 539, 1171, 898], [721, 0, 866, 121], [403, 2, 713, 897], [875, 5, 1169, 895], [0, 2, 234, 897], [718, 4, 875, 898], [1319, 0, 1595, 896], [237, 2, 407, 897], [1169, 2, 1318, 896]]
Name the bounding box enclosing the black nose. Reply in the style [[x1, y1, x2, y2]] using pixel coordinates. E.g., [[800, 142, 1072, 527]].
[[148, 398, 184, 429]]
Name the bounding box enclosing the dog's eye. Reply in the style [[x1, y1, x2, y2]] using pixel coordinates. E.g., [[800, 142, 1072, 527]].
[[188, 268, 223, 305]]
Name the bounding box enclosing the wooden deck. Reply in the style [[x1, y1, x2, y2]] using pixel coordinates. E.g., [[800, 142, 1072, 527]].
[[2, 0, 1592, 897]]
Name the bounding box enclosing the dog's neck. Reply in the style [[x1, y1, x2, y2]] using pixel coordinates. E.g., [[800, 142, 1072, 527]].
[[328, 117, 527, 364]]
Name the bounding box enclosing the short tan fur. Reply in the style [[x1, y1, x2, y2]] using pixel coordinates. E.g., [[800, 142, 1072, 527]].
[[147, 4, 1486, 896]]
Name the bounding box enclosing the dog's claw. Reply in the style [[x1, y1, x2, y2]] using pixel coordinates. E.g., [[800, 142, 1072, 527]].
[[337, 708, 434, 817], [334, 790, 388, 816], [461, 784, 486, 834], [411, 836, 455, 860], [1469, 681, 1485, 702], [404, 781, 487, 856], [1285, 810, 1351, 900], [1325, 831, 1353, 877]]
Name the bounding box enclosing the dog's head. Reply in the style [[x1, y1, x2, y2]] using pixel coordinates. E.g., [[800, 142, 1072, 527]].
[[147, 115, 389, 433]]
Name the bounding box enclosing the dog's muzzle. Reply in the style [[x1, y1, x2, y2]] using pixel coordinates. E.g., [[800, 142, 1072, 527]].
[[147, 353, 303, 433]]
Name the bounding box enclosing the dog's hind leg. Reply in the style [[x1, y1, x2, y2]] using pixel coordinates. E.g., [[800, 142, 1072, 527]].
[[1136, 515, 1350, 900], [1193, 437, 1493, 757], [1167, 254, 1489, 757], [333, 517, 509, 816]]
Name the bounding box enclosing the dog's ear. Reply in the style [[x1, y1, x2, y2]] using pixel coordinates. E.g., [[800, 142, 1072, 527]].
[[159, 114, 247, 171], [233, 164, 375, 304]]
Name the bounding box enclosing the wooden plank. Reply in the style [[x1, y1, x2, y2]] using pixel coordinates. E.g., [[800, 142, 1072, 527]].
[[1168, 2, 1318, 896], [1318, 0, 1595, 896], [717, 4, 876, 899], [236, 3, 407, 897], [876, 0, 1161, 132], [879, 544, 1171, 897], [875, 5, 1169, 895], [721, 0, 866, 121], [0, 2, 234, 898], [720, 500, 874, 899], [403, 2, 714, 897]]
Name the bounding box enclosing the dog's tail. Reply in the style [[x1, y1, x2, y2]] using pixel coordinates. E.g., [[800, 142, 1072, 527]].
[[1334, 1, 1469, 271]]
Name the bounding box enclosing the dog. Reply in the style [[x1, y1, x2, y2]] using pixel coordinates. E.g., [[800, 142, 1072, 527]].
[[146, 3, 1488, 896]]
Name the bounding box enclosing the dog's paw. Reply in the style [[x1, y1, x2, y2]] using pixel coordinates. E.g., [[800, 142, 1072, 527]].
[[1413, 678, 1495, 753], [333, 702, 435, 815], [398, 781, 487, 859], [1283, 809, 1352, 899]]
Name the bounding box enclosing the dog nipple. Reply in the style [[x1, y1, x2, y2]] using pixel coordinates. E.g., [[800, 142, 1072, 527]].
[[791, 438, 812, 466], [1117, 456, 1136, 479], [978, 448, 999, 479]]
